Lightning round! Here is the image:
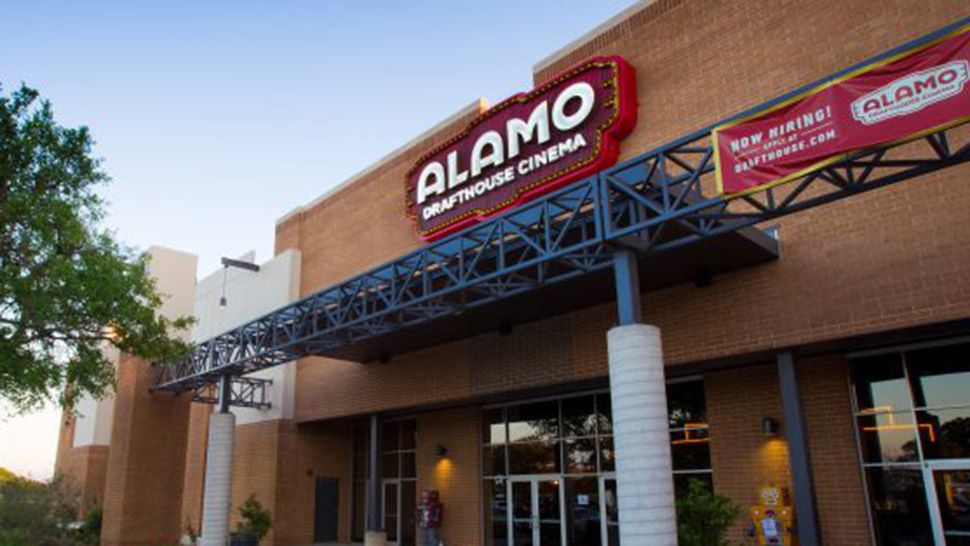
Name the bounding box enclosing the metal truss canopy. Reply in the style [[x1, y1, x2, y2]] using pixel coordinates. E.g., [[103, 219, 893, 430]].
[[191, 376, 272, 410], [153, 18, 970, 399]]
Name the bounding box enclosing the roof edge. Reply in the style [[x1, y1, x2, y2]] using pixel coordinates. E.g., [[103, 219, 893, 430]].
[[532, 0, 653, 76]]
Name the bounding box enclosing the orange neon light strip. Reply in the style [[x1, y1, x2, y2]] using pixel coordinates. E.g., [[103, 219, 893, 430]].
[[671, 423, 710, 445], [861, 424, 936, 443]]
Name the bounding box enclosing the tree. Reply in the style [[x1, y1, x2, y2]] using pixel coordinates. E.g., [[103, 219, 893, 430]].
[[0, 83, 192, 414]]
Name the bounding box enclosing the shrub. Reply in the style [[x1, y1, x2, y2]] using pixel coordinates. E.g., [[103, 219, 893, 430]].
[[676, 479, 742, 546], [236, 493, 272, 540], [0, 473, 82, 546]]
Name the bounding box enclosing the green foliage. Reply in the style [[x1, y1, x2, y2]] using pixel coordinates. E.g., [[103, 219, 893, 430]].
[[0, 83, 193, 414], [0, 473, 84, 546], [236, 493, 272, 540], [76, 505, 102, 545], [676, 479, 742, 546]]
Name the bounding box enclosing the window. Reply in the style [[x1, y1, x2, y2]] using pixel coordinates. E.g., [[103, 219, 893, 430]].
[[350, 419, 418, 545], [851, 341, 970, 545], [481, 380, 711, 546], [382, 419, 417, 546]]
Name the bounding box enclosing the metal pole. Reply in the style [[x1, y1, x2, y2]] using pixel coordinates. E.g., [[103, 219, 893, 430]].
[[366, 414, 381, 531], [218, 375, 232, 414], [612, 247, 642, 325], [776, 351, 821, 546]]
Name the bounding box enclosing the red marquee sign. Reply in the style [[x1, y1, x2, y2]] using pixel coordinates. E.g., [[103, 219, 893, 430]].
[[714, 23, 970, 196], [406, 57, 637, 240]]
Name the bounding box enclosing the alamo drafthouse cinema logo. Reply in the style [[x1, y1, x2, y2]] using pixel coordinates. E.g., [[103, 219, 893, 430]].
[[405, 57, 637, 240], [851, 59, 969, 125]]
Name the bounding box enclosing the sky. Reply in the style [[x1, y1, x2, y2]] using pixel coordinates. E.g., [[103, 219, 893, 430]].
[[0, 0, 640, 479]]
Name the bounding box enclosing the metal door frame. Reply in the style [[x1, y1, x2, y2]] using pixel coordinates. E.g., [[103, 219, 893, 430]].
[[506, 474, 567, 545], [923, 459, 970, 545]]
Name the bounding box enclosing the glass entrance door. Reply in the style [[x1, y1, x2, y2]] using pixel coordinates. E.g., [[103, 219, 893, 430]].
[[927, 462, 970, 545], [382, 479, 416, 546], [507, 477, 564, 545]]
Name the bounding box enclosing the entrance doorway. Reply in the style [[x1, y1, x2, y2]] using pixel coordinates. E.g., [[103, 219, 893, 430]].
[[504, 475, 619, 546], [507, 476, 564, 545], [382, 478, 417, 546]]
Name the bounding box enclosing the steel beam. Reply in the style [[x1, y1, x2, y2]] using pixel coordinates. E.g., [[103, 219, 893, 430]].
[[612, 247, 643, 325], [777, 351, 821, 546], [365, 414, 382, 532]]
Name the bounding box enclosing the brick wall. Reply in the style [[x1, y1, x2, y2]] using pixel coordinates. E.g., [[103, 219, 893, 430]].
[[798, 355, 872, 546], [54, 405, 110, 514], [180, 402, 211, 537], [416, 408, 483, 546], [101, 354, 192, 546], [209, 419, 354, 546], [706, 355, 872, 546], [707, 363, 792, 542]]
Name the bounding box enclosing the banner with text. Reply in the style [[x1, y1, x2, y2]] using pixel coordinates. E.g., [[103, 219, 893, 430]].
[[714, 23, 970, 196]]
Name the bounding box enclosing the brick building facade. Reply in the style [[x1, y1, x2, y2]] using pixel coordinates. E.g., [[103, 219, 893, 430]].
[[56, 1, 970, 545]]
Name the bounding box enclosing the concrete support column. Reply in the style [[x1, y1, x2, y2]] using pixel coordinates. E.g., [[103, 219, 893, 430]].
[[608, 323, 678, 545], [200, 410, 236, 546]]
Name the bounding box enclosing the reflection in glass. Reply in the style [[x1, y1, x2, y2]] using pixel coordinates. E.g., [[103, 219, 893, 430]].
[[864, 467, 933, 546], [933, 470, 970, 545], [401, 452, 416, 479], [907, 343, 970, 409], [381, 421, 400, 451], [540, 523, 562, 546], [604, 478, 619, 546], [512, 481, 531, 520], [670, 426, 711, 470], [564, 437, 597, 474], [852, 353, 911, 413], [596, 393, 613, 435], [400, 480, 416, 546], [562, 396, 597, 437], [917, 408, 970, 460], [857, 412, 920, 463], [599, 436, 615, 472], [484, 408, 507, 445], [566, 477, 601, 546], [483, 445, 507, 477], [384, 482, 398, 541], [538, 480, 561, 521], [512, 521, 533, 546], [382, 452, 399, 479], [603, 479, 618, 524], [667, 381, 707, 428], [483, 479, 508, 546], [400, 419, 416, 450], [508, 401, 559, 442], [509, 441, 561, 475]]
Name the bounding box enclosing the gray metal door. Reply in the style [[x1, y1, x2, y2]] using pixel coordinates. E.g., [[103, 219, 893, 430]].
[[314, 477, 339, 542]]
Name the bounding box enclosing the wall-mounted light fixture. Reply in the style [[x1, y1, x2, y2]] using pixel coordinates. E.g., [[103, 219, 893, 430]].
[[762, 417, 780, 438], [218, 257, 260, 307], [435, 444, 448, 458]]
